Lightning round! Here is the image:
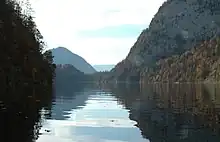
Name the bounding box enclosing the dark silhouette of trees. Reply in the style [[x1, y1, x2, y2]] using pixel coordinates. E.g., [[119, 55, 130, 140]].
[[0, 1, 55, 142], [0, 0, 55, 95], [55, 64, 89, 91]]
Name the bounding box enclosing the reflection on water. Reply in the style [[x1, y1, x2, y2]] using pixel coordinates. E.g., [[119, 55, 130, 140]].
[[112, 83, 220, 142], [37, 87, 148, 142], [36, 83, 220, 142], [3, 83, 220, 142], [0, 85, 53, 142]]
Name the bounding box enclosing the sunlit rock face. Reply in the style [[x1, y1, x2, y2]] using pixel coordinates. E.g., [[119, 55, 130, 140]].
[[127, 0, 220, 67], [110, 0, 220, 82], [140, 37, 220, 82]]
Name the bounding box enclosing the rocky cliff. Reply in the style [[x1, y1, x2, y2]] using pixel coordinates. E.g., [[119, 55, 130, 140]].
[[110, 0, 220, 82], [140, 37, 220, 82]]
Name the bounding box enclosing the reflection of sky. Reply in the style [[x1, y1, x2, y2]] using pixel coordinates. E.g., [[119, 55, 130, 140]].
[[37, 91, 149, 142]]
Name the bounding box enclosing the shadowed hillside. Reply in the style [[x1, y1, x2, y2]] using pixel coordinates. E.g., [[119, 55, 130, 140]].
[[0, 0, 55, 141], [0, 0, 56, 93]]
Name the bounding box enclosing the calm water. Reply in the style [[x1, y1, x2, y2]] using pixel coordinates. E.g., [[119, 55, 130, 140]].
[[35, 83, 220, 142], [2, 83, 220, 142], [37, 86, 148, 142]]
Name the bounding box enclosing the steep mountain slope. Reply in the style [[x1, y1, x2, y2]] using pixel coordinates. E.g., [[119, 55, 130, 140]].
[[111, 0, 220, 82], [140, 37, 220, 82], [93, 64, 115, 72], [51, 47, 96, 74]]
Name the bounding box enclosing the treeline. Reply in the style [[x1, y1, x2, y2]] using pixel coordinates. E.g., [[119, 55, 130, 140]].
[[0, 0, 55, 98], [55, 64, 85, 84], [55, 64, 92, 92]]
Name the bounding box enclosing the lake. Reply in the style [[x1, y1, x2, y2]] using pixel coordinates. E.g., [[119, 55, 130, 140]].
[[2, 83, 220, 142], [36, 84, 148, 142]]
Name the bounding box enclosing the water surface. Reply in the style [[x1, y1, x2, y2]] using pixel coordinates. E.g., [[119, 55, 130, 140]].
[[31, 83, 220, 142], [37, 88, 149, 142]]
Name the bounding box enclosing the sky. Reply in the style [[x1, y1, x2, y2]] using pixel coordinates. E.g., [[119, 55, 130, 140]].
[[25, 0, 165, 65]]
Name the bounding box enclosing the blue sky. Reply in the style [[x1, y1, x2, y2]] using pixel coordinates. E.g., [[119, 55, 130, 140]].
[[26, 0, 165, 65], [78, 24, 147, 38]]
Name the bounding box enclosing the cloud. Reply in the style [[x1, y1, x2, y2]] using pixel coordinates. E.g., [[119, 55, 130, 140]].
[[26, 0, 165, 64], [31, 0, 164, 30]]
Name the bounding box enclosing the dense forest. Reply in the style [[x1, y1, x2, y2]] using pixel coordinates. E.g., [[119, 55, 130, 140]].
[[0, 0, 55, 98], [54, 64, 90, 91], [0, 0, 55, 141]]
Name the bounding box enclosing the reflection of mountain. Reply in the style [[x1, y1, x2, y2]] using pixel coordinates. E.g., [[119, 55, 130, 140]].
[[49, 84, 93, 120], [110, 83, 220, 142], [106, 83, 141, 110]]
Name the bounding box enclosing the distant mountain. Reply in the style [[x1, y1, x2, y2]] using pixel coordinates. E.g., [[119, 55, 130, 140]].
[[50, 47, 96, 74], [93, 65, 115, 72]]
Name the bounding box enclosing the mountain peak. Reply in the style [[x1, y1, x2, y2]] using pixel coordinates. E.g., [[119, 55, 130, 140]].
[[56, 46, 70, 50], [50, 47, 96, 74]]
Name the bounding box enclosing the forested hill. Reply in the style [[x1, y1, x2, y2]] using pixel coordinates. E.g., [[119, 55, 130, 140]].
[[54, 64, 94, 92], [55, 64, 86, 84], [0, 1, 56, 141], [0, 0, 55, 97]]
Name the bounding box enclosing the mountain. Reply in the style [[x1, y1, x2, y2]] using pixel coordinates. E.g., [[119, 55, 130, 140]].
[[140, 37, 220, 83], [50, 47, 96, 74], [109, 0, 220, 83], [93, 65, 115, 72]]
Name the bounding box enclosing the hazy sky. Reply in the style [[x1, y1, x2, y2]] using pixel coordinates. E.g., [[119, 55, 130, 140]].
[[28, 0, 165, 65]]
